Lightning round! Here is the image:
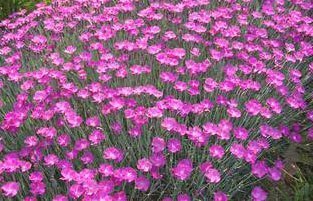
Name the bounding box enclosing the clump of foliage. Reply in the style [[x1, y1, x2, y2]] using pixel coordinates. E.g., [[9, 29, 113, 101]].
[[0, 0, 50, 20]]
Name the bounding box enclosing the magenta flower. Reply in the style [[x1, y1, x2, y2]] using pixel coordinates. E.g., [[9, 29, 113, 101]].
[[214, 191, 228, 201], [37, 127, 57, 139], [177, 193, 191, 201], [57, 134, 71, 147], [69, 184, 84, 199], [150, 153, 166, 167], [103, 147, 124, 163], [1, 182, 19, 197], [172, 159, 193, 181], [137, 158, 153, 172], [29, 171, 43, 182], [252, 160, 268, 178], [167, 138, 182, 153], [60, 168, 77, 182], [99, 163, 114, 177], [44, 154, 59, 166], [200, 162, 221, 183], [86, 116, 101, 127], [24, 136, 39, 147], [245, 99, 262, 116], [53, 195, 68, 201], [74, 139, 90, 151], [151, 137, 166, 153], [135, 176, 150, 192], [64, 45, 76, 54], [251, 186, 267, 201], [233, 127, 249, 140], [147, 107, 163, 118], [204, 168, 221, 183], [209, 145, 225, 159], [268, 167, 282, 181], [230, 143, 246, 159], [120, 167, 137, 183], [30, 181, 45, 195], [80, 151, 94, 164], [88, 130, 106, 145]]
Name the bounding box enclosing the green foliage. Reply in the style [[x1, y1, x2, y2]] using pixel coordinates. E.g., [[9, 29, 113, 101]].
[[0, 0, 50, 20], [265, 142, 313, 201]]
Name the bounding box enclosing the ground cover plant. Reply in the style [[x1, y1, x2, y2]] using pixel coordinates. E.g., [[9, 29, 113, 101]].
[[0, 0, 313, 200]]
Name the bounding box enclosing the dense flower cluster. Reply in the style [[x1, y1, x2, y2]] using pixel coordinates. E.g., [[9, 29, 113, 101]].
[[0, 0, 312, 200]]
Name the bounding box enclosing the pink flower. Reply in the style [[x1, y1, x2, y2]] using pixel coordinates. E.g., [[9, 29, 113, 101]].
[[161, 118, 179, 132], [204, 168, 221, 183], [1, 182, 19, 197], [200, 162, 221, 184], [44, 154, 59, 166], [111, 122, 122, 135], [200, 161, 213, 173], [135, 176, 150, 191], [112, 191, 127, 201], [150, 153, 166, 167], [151, 137, 166, 153], [227, 107, 242, 118], [245, 99, 262, 116], [252, 161, 268, 178], [30, 181, 45, 195], [214, 191, 228, 201], [172, 159, 193, 180], [251, 186, 267, 201], [137, 158, 153, 172], [60, 168, 77, 182], [103, 147, 124, 162], [99, 163, 114, 177], [88, 130, 105, 145], [86, 116, 101, 127], [167, 138, 182, 153], [177, 194, 191, 201], [64, 45, 76, 54], [120, 167, 137, 182], [150, 166, 163, 180], [24, 196, 37, 201], [53, 195, 68, 201], [29, 171, 43, 182], [209, 145, 225, 159], [31, 35, 47, 44], [230, 143, 246, 159], [69, 184, 84, 199], [233, 127, 249, 140], [268, 167, 281, 181], [74, 139, 90, 151], [24, 136, 39, 147], [37, 127, 57, 139], [57, 134, 70, 147], [146, 107, 163, 118], [80, 151, 94, 164]]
